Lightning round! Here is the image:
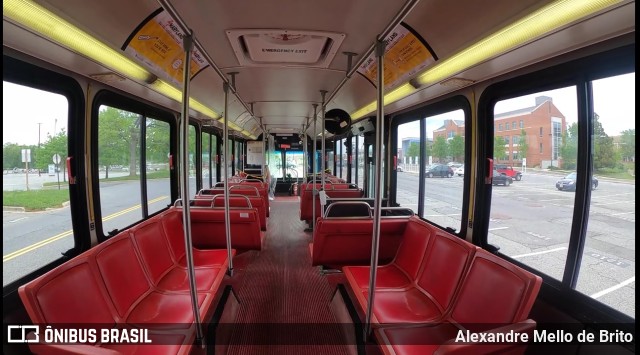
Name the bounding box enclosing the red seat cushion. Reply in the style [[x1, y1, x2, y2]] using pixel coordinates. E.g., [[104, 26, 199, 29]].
[[366, 288, 445, 324]]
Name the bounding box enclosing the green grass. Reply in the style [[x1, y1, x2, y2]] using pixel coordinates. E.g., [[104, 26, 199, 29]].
[[595, 169, 635, 180], [3, 189, 70, 211]]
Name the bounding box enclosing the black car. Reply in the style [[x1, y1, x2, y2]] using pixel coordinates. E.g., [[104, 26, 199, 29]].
[[425, 164, 454, 178], [556, 172, 599, 191], [492, 168, 513, 186]]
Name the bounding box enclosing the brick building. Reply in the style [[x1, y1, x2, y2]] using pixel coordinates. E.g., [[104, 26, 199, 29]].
[[432, 96, 566, 168]]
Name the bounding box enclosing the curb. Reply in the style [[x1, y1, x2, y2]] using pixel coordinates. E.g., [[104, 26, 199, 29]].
[[3, 206, 26, 212]]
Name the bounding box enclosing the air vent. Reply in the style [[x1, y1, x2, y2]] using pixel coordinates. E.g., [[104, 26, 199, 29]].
[[226, 29, 345, 68], [439, 77, 476, 89]]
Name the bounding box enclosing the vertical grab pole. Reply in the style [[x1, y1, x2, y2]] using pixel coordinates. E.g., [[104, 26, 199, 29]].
[[223, 82, 234, 276], [364, 39, 386, 339], [320, 90, 327, 191], [311, 104, 318, 232], [178, 32, 204, 344], [320, 90, 328, 218], [262, 121, 267, 174], [302, 123, 307, 182]]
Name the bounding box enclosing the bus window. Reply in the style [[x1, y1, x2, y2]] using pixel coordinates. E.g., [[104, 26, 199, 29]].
[[421, 110, 465, 232], [396, 120, 421, 214], [3, 82, 72, 286], [98, 106, 144, 234], [357, 136, 365, 188], [187, 124, 198, 199], [350, 135, 357, 184], [576, 72, 635, 318], [489, 87, 577, 280], [201, 132, 218, 188], [145, 118, 171, 215]]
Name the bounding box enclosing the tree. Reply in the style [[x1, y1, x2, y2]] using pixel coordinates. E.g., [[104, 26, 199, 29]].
[[493, 136, 507, 160], [448, 135, 464, 162], [432, 136, 448, 161], [35, 130, 67, 172], [3, 143, 24, 170], [560, 123, 578, 170], [406, 142, 419, 163], [518, 130, 529, 165], [593, 113, 618, 170], [146, 119, 171, 165], [98, 106, 141, 178], [619, 128, 635, 162]]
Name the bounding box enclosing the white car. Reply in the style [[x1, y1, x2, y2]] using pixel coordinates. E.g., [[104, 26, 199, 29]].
[[455, 165, 464, 176]]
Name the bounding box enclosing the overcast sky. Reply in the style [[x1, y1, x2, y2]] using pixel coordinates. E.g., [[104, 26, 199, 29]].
[[3, 72, 634, 146]]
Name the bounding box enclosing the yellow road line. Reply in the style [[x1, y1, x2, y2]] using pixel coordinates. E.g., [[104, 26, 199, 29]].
[[3, 195, 169, 262]]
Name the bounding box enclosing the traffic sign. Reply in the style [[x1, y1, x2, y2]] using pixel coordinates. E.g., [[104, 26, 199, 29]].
[[53, 154, 61, 164]]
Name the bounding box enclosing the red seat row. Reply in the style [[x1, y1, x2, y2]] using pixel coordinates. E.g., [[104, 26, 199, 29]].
[[343, 216, 542, 355], [187, 206, 264, 251], [214, 180, 269, 217], [310, 212, 408, 268], [197, 188, 267, 231], [18, 208, 235, 355], [299, 183, 364, 224]]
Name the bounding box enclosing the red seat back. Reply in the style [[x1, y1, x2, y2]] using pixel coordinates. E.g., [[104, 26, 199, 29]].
[[189, 208, 263, 250], [414, 229, 476, 314], [450, 248, 542, 331]]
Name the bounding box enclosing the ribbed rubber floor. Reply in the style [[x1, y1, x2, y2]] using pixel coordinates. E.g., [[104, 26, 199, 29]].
[[226, 197, 351, 355]]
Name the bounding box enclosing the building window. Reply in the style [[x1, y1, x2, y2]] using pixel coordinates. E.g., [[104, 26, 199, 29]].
[[520, 120, 524, 128], [512, 151, 519, 160], [499, 124, 503, 131], [512, 122, 517, 130], [539, 143, 543, 153], [504, 136, 510, 144], [539, 127, 543, 137], [552, 121, 561, 160], [512, 136, 519, 145], [448, 131, 455, 138]]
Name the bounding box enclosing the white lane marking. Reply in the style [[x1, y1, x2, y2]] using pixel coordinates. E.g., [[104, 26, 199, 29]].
[[511, 247, 567, 259], [590, 277, 636, 299], [9, 217, 27, 223], [488, 227, 509, 231]]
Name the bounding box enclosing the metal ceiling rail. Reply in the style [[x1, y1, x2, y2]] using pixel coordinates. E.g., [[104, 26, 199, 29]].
[[324, 0, 421, 105], [156, 0, 265, 135]]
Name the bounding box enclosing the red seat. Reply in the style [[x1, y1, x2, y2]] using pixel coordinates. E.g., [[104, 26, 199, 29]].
[[200, 187, 267, 230], [299, 183, 364, 224], [343, 215, 432, 290], [128, 217, 224, 293], [374, 248, 542, 354], [16, 228, 218, 354], [188, 207, 264, 250], [160, 208, 234, 268], [92, 236, 214, 327], [359, 229, 476, 324], [311, 217, 407, 268]]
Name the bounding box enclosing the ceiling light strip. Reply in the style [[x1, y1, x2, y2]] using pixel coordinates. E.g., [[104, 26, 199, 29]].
[[349, 0, 621, 120]]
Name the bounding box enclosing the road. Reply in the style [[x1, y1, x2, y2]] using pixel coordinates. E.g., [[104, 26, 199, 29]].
[[3, 177, 197, 287], [395, 170, 635, 317]]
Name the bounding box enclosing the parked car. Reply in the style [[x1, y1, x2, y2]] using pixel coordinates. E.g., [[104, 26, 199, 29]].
[[495, 164, 522, 181], [455, 165, 464, 177], [397, 165, 403, 172], [555, 172, 599, 191], [492, 168, 513, 186], [425, 164, 454, 178]]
